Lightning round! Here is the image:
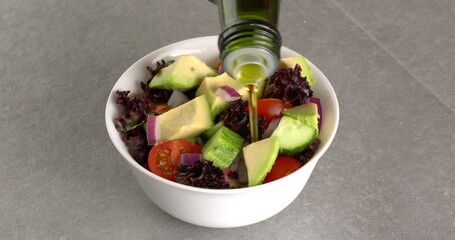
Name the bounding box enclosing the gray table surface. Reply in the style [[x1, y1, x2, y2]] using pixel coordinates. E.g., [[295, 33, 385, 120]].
[[1, 0, 454, 239]]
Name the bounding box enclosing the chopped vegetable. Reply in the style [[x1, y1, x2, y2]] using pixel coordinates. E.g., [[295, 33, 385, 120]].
[[262, 118, 281, 139], [218, 99, 267, 140], [264, 64, 313, 105], [167, 90, 189, 107], [218, 65, 224, 74], [147, 95, 214, 143], [215, 85, 242, 101], [179, 153, 202, 166], [202, 126, 244, 169], [282, 103, 319, 131], [177, 160, 239, 189], [148, 140, 201, 182], [271, 116, 318, 155], [263, 156, 302, 183], [114, 55, 323, 189], [256, 98, 292, 126], [114, 60, 175, 167], [243, 137, 280, 186], [146, 115, 158, 145], [215, 60, 224, 74], [122, 128, 150, 169], [144, 60, 174, 103], [298, 138, 321, 164], [114, 90, 148, 133], [308, 97, 322, 131]]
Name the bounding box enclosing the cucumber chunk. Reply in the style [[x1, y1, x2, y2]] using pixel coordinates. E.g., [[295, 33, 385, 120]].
[[271, 116, 317, 155], [202, 126, 244, 169]]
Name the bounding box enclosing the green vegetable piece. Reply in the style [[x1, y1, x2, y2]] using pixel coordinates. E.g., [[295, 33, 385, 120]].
[[278, 56, 314, 86], [282, 103, 319, 131], [243, 136, 280, 187], [271, 116, 317, 155], [195, 73, 248, 116], [150, 55, 217, 91], [202, 126, 244, 170], [155, 95, 214, 141]]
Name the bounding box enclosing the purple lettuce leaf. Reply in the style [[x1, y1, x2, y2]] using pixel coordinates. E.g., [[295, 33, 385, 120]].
[[177, 160, 239, 189], [218, 99, 267, 141], [114, 60, 173, 166], [264, 64, 313, 106], [298, 138, 321, 164]]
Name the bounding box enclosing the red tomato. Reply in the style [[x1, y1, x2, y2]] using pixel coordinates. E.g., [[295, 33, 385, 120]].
[[257, 99, 292, 124], [148, 140, 201, 181], [263, 156, 303, 183]]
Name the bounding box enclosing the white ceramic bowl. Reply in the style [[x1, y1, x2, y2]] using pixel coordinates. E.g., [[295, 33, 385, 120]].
[[105, 36, 339, 228]]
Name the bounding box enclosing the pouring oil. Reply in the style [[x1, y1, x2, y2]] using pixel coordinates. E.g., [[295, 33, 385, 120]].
[[216, 0, 282, 142], [235, 64, 268, 142]]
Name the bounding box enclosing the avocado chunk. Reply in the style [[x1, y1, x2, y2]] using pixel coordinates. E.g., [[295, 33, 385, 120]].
[[152, 95, 214, 142], [195, 73, 248, 116], [282, 103, 319, 131], [278, 56, 314, 86], [150, 55, 217, 91], [243, 136, 280, 187], [271, 116, 317, 155], [202, 126, 244, 169]]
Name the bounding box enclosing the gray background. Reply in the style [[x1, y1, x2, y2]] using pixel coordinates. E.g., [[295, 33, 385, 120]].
[[1, 0, 454, 239]]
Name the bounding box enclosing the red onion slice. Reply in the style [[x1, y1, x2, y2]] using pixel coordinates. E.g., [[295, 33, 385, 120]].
[[229, 154, 241, 172], [215, 85, 241, 101], [167, 90, 189, 108], [262, 118, 281, 139], [146, 115, 158, 145], [218, 65, 225, 74], [179, 153, 202, 166], [308, 97, 322, 131]]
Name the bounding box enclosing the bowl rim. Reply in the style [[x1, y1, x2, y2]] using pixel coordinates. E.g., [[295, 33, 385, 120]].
[[105, 35, 339, 194]]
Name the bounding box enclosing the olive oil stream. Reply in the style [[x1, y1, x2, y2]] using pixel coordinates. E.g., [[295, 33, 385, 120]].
[[235, 64, 268, 143]]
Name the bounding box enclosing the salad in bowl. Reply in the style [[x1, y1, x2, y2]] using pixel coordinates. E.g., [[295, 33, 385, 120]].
[[105, 36, 338, 228]]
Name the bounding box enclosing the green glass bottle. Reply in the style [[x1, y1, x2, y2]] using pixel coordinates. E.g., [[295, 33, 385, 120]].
[[217, 0, 281, 84], [216, 0, 282, 142]]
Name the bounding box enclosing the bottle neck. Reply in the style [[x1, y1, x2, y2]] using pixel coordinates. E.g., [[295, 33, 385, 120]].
[[218, 19, 282, 83]]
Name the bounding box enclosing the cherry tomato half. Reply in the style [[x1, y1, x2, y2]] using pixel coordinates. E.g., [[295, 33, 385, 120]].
[[263, 156, 303, 183], [257, 98, 292, 125], [148, 140, 201, 181]]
